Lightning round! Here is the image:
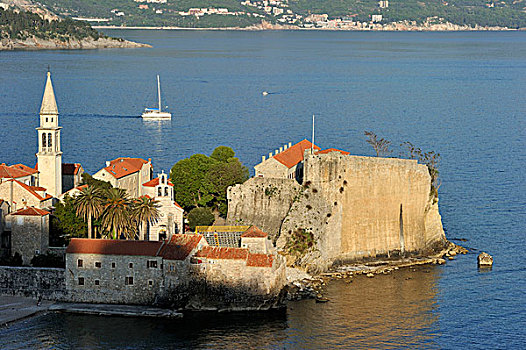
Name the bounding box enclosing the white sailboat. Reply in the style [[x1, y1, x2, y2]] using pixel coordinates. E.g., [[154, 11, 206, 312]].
[[142, 75, 172, 119]]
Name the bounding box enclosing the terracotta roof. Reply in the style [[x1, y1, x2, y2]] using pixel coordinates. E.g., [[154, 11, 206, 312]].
[[0, 164, 34, 179], [103, 158, 149, 179], [159, 234, 205, 261], [246, 253, 274, 267], [142, 177, 174, 187], [273, 139, 320, 169], [5, 180, 52, 201], [10, 207, 50, 216], [10, 164, 38, 175], [62, 184, 88, 197], [241, 225, 268, 238], [173, 201, 182, 210], [62, 163, 82, 175], [316, 148, 350, 155], [195, 246, 249, 260], [66, 238, 163, 257]]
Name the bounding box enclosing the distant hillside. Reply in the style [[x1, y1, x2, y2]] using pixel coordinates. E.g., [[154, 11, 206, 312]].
[[6, 0, 526, 29], [0, 7, 150, 50], [0, 7, 103, 40]]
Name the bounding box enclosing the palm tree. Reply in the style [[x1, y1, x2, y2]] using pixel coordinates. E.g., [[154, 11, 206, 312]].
[[100, 188, 133, 239], [74, 186, 104, 239], [133, 196, 160, 241]]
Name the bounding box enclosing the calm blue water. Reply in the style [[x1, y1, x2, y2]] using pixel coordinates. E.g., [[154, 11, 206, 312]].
[[1, 31, 525, 349]]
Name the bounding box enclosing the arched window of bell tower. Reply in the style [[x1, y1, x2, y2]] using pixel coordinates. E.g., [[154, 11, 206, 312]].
[[42, 133, 47, 148], [164, 187, 168, 196], [158, 187, 162, 197], [47, 133, 52, 148]]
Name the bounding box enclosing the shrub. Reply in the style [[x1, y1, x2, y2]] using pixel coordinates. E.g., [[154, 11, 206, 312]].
[[31, 252, 64, 268], [187, 207, 215, 231], [0, 252, 23, 266]]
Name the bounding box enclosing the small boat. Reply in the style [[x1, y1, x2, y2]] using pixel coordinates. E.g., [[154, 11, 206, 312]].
[[142, 75, 172, 119], [262, 91, 269, 96]]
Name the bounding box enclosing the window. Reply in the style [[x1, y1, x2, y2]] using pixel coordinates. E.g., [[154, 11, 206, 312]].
[[95, 262, 101, 268], [111, 262, 116, 269], [77, 259, 83, 268], [164, 187, 168, 196], [78, 277, 84, 285], [158, 187, 162, 197], [47, 133, 52, 148], [45, 118, 48, 123], [161, 176, 165, 184], [42, 133, 47, 148], [125, 276, 133, 285], [147, 260, 158, 268], [129, 262, 133, 268], [94, 279, 100, 286], [148, 280, 153, 287]]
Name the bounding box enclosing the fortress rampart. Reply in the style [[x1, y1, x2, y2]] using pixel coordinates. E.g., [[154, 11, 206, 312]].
[[227, 152, 446, 271]]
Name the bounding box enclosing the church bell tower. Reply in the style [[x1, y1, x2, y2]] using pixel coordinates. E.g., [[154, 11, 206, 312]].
[[36, 71, 62, 198]]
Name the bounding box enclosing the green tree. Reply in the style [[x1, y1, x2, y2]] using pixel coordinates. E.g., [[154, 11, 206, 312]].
[[81, 173, 112, 190], [53, 194, 87, 240], [100, 188, 133, 239], [187, 207, 215, 231], [205, 157, 249, 216], [170, 154, 216, 210], [74, 186, 104, 239], [210, 145, 235, 163], [133, 196, 160, 240]]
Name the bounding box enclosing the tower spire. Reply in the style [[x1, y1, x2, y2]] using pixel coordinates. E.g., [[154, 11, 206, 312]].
[[40, 71, 58, 116]]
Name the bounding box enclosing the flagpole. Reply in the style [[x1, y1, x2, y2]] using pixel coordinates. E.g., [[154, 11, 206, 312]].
[[311, 114, 315, 154]]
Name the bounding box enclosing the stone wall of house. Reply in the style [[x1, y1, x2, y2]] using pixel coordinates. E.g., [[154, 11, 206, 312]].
[[0, 181, 42, 211], [254, 158, 289, 178], [227, 177, 302, 240], [66, 253, 164, 305], [176, 256, 286, 311], [228, 152, 447, 272], [0, 266, 66, 300], [10, 215, 49, 265]]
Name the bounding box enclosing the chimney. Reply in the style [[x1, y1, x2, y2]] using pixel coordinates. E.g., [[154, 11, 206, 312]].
[[275, 150, 278, 155], [106, 161, 110, 167], [269, 152, 273, 158], [262, 155, 266, 162], [279, 147, 283, 153], [284, 144, 288, 150], [289, 142, 292, 148]]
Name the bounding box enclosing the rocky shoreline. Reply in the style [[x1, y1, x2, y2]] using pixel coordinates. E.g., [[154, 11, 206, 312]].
[[94, 22, 518, 32], [0, 36, 151, 51], [286, 241, 468, 301]]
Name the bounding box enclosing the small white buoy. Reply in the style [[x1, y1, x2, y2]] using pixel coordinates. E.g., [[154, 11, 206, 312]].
[[262, 91, 269, 96]]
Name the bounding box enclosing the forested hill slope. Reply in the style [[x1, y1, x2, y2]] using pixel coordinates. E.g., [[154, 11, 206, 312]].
[[16, 0, 526, 29], [0, 8, 149, 50]]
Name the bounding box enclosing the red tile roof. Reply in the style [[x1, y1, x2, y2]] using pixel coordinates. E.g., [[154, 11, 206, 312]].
[[103, 158, 149, 179], [246, 253, 274, 267], [273, 139, 320, 169], [142, 177, 174, 187], [10, 207, 50, 216], [316, 148, 350, 155], [241, 225, 268, 238], [0, 164, 35, 179], [10, 164, 38, 175], [62, 163, 82, 175], [174, 201, 182, 210], [195, 246, 249, 260], [66, 238, 163, 257], [159, 234, 205, 260], [6, 180, 52, 201]]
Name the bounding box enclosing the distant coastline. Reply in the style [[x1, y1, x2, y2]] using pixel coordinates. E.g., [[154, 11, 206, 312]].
[[94, 23, 519, 32]]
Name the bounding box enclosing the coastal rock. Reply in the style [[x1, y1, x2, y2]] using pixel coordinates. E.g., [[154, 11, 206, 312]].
[[478, 252, 493, 267], [0, 36, 151, 51]]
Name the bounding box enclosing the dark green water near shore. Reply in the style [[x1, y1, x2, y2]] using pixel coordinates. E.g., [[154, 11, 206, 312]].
[[0, 31, 525, 348]]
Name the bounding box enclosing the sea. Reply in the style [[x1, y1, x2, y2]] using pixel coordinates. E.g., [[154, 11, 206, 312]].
[[0, 30, 525, 349]]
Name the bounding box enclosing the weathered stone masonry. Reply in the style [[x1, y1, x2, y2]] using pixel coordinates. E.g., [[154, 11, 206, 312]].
[[0, 266, 66, 300], [227, 151, 447, 271]]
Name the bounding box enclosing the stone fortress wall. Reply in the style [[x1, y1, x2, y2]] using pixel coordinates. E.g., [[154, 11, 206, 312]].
[[0, 266, 66, 300], [227, 152, 446, 271]]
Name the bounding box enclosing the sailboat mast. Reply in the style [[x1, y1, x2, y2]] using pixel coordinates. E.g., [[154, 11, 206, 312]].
[[157, 75, 161, 111]]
